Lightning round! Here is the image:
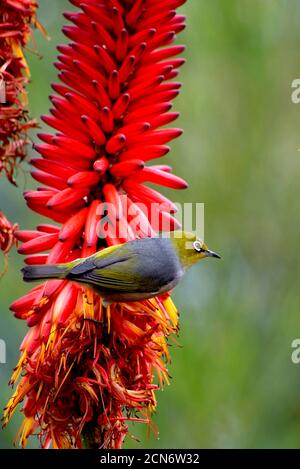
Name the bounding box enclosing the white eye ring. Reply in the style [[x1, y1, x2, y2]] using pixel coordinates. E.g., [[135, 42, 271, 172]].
[[193, 241, 202, 252]]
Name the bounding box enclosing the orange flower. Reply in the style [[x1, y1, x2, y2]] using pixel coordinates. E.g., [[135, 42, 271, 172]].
[[0, 0, 41, 185], [0, 211, 18, 276]]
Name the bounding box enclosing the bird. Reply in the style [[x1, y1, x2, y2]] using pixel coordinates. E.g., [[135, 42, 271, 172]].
[[22, 231, 220, 303]]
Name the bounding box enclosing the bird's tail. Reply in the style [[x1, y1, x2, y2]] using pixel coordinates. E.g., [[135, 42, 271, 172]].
[[22, 264, 66, 283]]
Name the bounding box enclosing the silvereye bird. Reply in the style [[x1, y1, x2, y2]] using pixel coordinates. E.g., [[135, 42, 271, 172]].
[[22, 231, 220, 303]]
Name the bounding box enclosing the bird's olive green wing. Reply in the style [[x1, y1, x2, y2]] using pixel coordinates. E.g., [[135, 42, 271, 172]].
[[67, 244, 121, 276], [67, 243, 151, 292], [79, 264, 145, 292]]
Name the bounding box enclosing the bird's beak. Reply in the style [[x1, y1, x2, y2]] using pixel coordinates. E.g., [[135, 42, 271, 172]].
[[205, 249, 221, 259]]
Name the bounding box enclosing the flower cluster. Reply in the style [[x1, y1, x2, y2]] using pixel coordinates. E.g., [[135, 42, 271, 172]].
[[4, 0, 187, 449], [0, 0, 40, 185], [0, 211, 18, 276]]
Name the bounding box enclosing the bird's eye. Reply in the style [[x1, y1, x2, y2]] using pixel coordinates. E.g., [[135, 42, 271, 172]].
[[193, 241, 203, 252]]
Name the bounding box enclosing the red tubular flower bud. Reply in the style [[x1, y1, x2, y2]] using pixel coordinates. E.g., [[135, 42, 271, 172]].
[[37, 224, 60, 234], [117, 216, 136, 243], [119, 145, 170, 162], [165, 69, 178, 80], [166, 21, 186, 36], [59, 207, 88, 242], [31, 171, 67, 191], [26, 201, 70, 224], [67, 171, 100, 188], [59, 69, 100, 100], [19, 327, 40, 355], [101, 107, 114, 133], [126, 197, 156, 238], [42, 279, 66, 299], [128, 28, 156, 48], [112, 93, 131, 120], [30, 158, 76, 180], [34, 143, 91, 166], [131, 128, 183, 146], [126, 0, 144, 27], [41, 114, 91, 144], [93, 157, 109, 174], [148, 205, 181, 232], [149, 112, 180, 129], [142, 44, 185, 64], [52, 283, 79, 326], [53, 135, 96, 159], [79, 3, 114, 29], [138, 10, 176, 31], [106, 133, 127, 154], [111, 159, 144, 178], [18, 233, 59, 255], [147, 31, 176, 51], [123, 102, 172, 124], [84, 200, 102, 250], [118, 55, 136, 82], [130, 66, 172, 89], [67, 248, 82, 261], [108, 70, 121, 100], [132, 89, 180, 108], [112, 6, 125, 33], [119, 121, 150, 138], [116, 29, 129, 61], [47, 188, 88, 210], [164, 57, 186, 69], [62, 25, 83, 42], [149, 0, 186, 9], [50, 96, 79, 120], [103, 184, 123, 220], [81, 115, 106, 146], [151, 164, 172, 172], [65, 93, 101, 125], [94, 45, 116, 74], [129, 167, 188, 189], [24, 190, 56, 206], [47, 239, 76, 264], [14, 230, 42, 243], [10, 286, 42, 315], [25, 255, 49, 266], [123, 180, 178, 212], [160, 81, 182, 91], [98, 222, 119, 246], [91, 22, 115, 52], [91, 80, 112, 108], [37, 133, 54, 144], [129, 41, 147, 63], [69, 43, 99, 66]]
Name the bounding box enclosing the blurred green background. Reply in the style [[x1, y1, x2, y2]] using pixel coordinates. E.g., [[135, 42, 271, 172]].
[[1, 0, 300, 449]]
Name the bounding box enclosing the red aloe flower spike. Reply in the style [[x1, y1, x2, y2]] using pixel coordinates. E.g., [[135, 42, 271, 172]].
[[0, 0, 43, 185], [5, 0, 188, 449]]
